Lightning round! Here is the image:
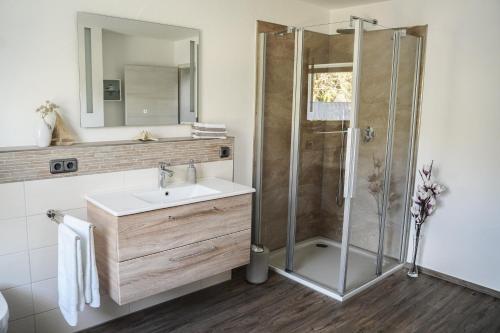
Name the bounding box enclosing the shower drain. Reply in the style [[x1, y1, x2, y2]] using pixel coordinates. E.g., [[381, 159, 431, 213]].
[[315, 243, 328, 248]]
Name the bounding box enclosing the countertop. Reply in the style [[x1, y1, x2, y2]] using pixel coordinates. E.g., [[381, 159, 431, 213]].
[[85, 178, 255, 216]]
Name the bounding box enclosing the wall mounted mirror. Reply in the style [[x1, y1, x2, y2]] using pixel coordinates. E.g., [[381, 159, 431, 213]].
[[77, 12, 199, 128]]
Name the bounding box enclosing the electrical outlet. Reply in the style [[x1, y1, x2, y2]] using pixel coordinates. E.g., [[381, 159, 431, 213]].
[[50, 158, 78, 174], [220, 146, 231, 158], [63, 158, 78, 172], [49, 160, 65, 174]]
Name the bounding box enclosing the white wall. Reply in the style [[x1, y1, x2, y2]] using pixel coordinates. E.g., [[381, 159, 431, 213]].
[[0, 0, 329, 185], [331, 0, 500, 291]]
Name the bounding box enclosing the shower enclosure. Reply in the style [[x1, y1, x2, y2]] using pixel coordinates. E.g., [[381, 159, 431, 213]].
[[253, 17, 424, 300]]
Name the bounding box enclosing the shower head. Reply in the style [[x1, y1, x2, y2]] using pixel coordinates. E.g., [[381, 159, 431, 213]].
[[336, 28, 354, 35], [274, 26, 296, 37]]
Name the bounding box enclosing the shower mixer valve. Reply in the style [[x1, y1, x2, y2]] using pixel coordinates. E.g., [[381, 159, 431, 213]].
[[363, 126, 375, 143]]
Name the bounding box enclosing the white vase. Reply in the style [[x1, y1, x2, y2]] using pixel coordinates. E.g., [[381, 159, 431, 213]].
[[35, 112, 56, 147]]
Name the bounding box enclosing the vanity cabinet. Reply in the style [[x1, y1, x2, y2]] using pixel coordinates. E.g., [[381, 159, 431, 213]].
[[88, 194, 252, 305]]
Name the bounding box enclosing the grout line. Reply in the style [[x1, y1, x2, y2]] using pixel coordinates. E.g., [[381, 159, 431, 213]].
[[0, 215, 26, 222], [22, 181, 37, 318], [8, 313, 35, 323], [0, 248, 30, 257], [29, 244, 59, 252], [0, 281, 31, 292]]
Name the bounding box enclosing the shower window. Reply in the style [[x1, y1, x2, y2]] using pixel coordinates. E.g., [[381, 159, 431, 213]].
[[307, 67, 352, 121]]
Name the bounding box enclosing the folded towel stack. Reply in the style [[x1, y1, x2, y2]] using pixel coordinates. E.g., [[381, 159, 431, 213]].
[[192, 122, 227, 139], [58, 215, 100, 326]]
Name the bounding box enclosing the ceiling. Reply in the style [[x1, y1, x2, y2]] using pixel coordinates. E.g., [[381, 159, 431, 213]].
[[298, 0, 388, 10]]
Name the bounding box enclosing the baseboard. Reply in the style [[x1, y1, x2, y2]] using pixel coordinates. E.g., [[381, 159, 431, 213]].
[[405, 263, 500, 299]]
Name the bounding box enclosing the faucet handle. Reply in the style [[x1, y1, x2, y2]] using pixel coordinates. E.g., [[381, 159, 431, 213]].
[[159, 161, 170, 170]]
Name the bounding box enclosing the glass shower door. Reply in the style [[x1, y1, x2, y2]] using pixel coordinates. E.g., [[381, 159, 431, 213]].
[[288, 21, 355, 293], [382, 34, 421, 270], [339, 24, 399, 294], [255, 28, 297, 271]]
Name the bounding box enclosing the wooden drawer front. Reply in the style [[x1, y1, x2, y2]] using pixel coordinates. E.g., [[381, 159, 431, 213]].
[[117, 194, 252, 261], [118, 229, 250, 304]]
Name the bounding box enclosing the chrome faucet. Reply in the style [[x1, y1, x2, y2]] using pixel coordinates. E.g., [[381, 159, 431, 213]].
[[158, 162, 174, 189]]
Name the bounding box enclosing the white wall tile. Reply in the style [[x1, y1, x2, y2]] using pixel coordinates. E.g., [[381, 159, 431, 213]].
[[30, 246, 57, 282], [0, 252, 31, 290], [65, 208, 87, 221], [0, 217, 27, 256], [124, 165, 194, 187], [27, 214, 58, 250], [27, 208, 87, 250], [32, 278, 58, 313], [7, 315, 35, 333], [0, 182, 25, 220], [122, 168, 157, 188], [121, 160, 234, 190], [197, 160, 234, 181], [24, 172, 123, 215], [2, 284, 34, 320]]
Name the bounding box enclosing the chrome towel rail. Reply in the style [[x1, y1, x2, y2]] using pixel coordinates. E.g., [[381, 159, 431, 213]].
[[46, 209, 95, 229], [313, 130, 348, 135], [47, 209, 65, 224]]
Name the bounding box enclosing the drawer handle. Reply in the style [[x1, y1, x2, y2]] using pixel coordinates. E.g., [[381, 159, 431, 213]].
[[169, 245, 217, 262], [167, 207, 220, 221]]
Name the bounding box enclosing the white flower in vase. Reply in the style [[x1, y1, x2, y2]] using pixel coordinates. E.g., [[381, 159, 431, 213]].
[[408, 160, 446, 278], [35, 100, 58, 147]]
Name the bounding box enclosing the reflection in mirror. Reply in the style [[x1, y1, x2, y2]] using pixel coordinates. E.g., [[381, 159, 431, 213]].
[[77, 12, 199, 128]]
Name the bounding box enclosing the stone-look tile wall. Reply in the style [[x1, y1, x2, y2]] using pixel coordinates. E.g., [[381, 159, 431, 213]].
[[349, 30, 394, 255], [295, 30, 330, 243], [257, 21, 419, 257], [0, 137, 233, 184], [349, 30, 418, 258], [258, 23, 295, 251], [383, 36, 419, 258], [258, 23, 336, 251], [258, 22, 352, 251], [318, 34, 355, 242]]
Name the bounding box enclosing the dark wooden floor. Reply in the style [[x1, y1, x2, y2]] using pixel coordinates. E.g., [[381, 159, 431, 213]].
[[82, 268, 500, 333]]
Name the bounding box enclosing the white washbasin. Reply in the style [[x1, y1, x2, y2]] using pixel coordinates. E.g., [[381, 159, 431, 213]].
[[85, 178, 255, 216], [133, 184, 221, 204]]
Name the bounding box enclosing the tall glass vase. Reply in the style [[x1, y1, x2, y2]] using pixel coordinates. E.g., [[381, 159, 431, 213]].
[[407, 223, 422, 278]]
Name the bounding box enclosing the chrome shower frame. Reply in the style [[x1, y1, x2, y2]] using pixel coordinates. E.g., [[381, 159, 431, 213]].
[[253, 17, 423, 301]]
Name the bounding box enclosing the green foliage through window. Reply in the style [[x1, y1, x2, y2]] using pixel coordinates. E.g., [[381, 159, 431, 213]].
[[312, 72, 352, 103]]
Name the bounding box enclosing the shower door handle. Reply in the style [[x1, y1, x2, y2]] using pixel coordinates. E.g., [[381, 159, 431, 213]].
[[343, 128, 360, 198]]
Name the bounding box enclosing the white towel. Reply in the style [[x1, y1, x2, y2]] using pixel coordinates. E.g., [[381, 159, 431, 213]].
[[193, 122, 226, 130], [58, 224, 84, 326], [192, 135, 228, 139], [64, 215, 100, 308]]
